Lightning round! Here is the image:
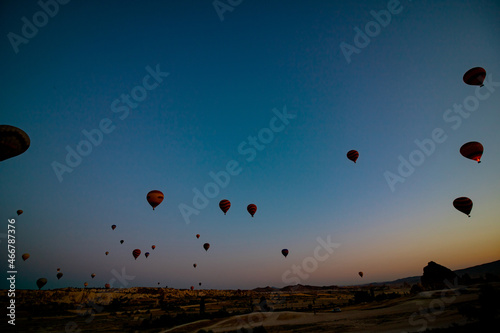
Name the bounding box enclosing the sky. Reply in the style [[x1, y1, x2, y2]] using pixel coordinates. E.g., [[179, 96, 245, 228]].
[[1, 0, 500, 291]]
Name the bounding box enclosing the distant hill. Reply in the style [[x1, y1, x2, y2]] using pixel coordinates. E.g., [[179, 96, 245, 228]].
[[254, 259, 500, 292]]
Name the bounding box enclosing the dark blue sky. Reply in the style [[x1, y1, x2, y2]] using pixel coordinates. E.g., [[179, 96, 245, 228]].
[[1, 0, 499, 290]]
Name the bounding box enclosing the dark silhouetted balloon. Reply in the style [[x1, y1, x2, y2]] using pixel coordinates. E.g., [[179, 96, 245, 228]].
[[193, 263, 197, 268], [120, 240, 124, 244], [17, 210, 23, 216], [460, 142, 483, 163], [57, 272, 63, 280], [453, 197, 473, 217], [105, 251, 109, 255], [133, 249, 141, 260], [145, 252, 150, 258], [22, 253, 30, 261], [203, 243, 210, 251], [219, 199, 231, 215], [105, 283, 110, 289], [57, 268, 60, 272], [152, 245, 156, 250], [281, 249, 289, 258], [36, 278, 47, 290], [147, 190, 164, 210], [247, 204, 257, 217], [190, 286, 194, 291], [359, 271, 364, 278], [91, 273, 96, 279], [196, 234, 200, 239], [0, 125, 30, 162], [463, 67, 486, 87], [347, 150, 359, 163], [111, 224, 116, 230]]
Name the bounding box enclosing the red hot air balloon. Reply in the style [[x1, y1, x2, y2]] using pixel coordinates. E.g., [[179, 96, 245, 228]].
[[190, 286, 194, 291], [247, 204, 257, 217], [463, 67, 486, 87], [36, 278, 47, 290], [105, 251, 109, 256], [203, 243, 210, 251], [219, 199, 231, 215], [17, 210, 23, 216], [133, 249, 141, 260], [111, 225, 116, 230], [453, 197, 473, 217], [359, 272, 364, 278], [152, 245, 156, 250], [347, 150, 359, 163], [281, 249, 289, 258], [0, 125, 30, 162], [91, 273, 96, 279], [196, 234, 200, 239], [460, 142, 483, 163], [145, 252, 150, 258], [57, 272, 63, 280], [105, 283, 110, 289], [22, 253, 29, 261], [147, 190, 164, 210], [84, 282, 88, 288]]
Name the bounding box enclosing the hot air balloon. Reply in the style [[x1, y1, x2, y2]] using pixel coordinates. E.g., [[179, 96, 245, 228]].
[[190, 286, 194, 291], [453, 197, 473, 217], [133, 249, 141, 260], [36, 278, 47, 290], [347, 150, 359, 163], [120, 240, 124, 244], [145, 252, 150, 258], [147, 190, 164, 210], [22, 253, 29, 261], [463, 67, 486, 87], [460, 142, 483, 163], [57, 272, 63, 280], [247, 204, 257, 217], [193, 263, 197, 268], [281, 249, 289, 258], [57, 268, 60, 272], [105, 251, 109, 256], [358, 272, 364, 278], [152, 245, 156, 250], [111, 224, 116, 230], [199, 282, 202, 286], [105, 283, 110, 289], [219, 199, 231, 215], [203, 243, 210, 251], [84, 282, 88, 288], [157, 282, 160, 285], [0, 125, 30, 162], [17, 210, 23, 216], [91, 273, 96, 279], [196, 234, 200, 239]]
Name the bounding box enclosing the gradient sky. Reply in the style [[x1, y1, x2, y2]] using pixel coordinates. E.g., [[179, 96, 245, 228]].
[[1, 0, 499, 290]]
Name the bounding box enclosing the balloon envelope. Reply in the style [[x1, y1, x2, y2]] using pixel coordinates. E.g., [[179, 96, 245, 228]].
[[359, 271, 364, 278], [17, 210, 23, 216], [190, 286, 194, 291], [463, 67, 486, 87], [36, 278, 47, 290], [460, 141, 483, 163], [133, 249, 141, 259], [147, 190, 164, 210], [453, 197, 473, 217], [105, 251, 109, 255], [22, 253, 30, 261], [145, 252, 150, 258], [105, 283, 110, 289], [247, 204, 257, 217], [84, 282, 88, 287], [111, 225, 116, 230], [347, 150, 359, 163], [196, 234, 200, 239], [57, 272, 63, 280], [193, 263, 197, 268], [152, 245, 156, 250], [120, 240, 124, 244], [219, 199, 231, 215], [91, 273, 96, 279], [0, 125, 30, 162], [203, 243, 210, 251], [281, 249, 289, 258]]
